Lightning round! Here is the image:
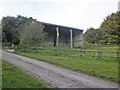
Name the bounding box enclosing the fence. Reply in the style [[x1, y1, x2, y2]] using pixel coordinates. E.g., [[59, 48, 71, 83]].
[[80, 49, 119, 59], [16, 45, 119, 60]]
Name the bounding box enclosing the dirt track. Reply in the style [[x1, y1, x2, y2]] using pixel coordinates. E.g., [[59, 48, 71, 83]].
[[2, 51, 118, 88]]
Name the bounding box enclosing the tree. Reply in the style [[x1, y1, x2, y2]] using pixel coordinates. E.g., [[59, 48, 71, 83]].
[[0, 21, 2, 46], [100, 12, 119, 44], [84, 11, 120, 44], [20, 21, 44, 45], [2, 16, 20, 45], [2, 15, 36, 45], [84, 27, 98, 43]]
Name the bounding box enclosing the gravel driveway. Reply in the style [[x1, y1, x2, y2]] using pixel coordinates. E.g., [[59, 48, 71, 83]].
[[2, 51, 118, 88]]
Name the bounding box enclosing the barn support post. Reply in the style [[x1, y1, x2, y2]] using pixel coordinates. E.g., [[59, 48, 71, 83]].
[[70, 29, 73, 48], [56, 27, 59, 45]]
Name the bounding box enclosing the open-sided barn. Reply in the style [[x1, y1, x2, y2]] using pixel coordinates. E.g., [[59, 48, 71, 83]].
[[42, 22, 83, 48]]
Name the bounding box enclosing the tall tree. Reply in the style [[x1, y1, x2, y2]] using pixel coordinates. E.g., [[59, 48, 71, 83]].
[[2, 16, 20, 44], [100, 12, 119, 44], [2, 15, 36, 45], [84, 11, 120, 44], [20, 21, 44, 45]]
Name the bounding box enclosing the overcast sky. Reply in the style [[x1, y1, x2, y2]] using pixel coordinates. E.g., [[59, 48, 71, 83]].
[[0, 0, 119, 32]]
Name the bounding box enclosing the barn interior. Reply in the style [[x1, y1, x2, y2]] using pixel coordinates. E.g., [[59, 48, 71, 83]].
[[42, 22, 83, 48]]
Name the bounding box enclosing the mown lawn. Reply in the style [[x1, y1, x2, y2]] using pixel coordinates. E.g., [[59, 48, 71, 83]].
[[2, 60, 48, 88], [15, 45, 119, 83]]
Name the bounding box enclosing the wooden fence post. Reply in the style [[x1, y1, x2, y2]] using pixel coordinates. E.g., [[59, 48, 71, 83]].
[[97, 50, 99, 60], [97, 50, 100, 60], [97, 50, 102, 60], [80, 49, 82, 57], [117, 51, 120, 60]]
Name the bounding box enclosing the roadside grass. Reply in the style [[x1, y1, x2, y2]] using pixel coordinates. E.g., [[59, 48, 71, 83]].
[[0, 59, 2, 89], [15, 45, 119, 83], [2, 60, 48, 88]]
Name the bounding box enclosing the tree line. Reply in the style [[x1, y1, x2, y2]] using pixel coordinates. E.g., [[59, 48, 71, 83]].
[[2, 15, 44, 46], [84, 11, 120, 45]]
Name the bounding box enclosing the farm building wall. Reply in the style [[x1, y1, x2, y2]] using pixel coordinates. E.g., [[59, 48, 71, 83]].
[[42, 22, 83, 47], [73, 31, 83, 47]]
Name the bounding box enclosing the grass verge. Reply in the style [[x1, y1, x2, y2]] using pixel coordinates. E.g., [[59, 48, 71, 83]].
[[0, 59, 2, 89], [2, 60, 48, 88]]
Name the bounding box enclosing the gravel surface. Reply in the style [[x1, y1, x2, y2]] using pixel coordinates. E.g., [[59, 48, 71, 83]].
[[2, 51, 118, 88]]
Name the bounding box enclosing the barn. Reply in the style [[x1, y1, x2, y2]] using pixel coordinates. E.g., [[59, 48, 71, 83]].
[[42, 22, 83, 48]]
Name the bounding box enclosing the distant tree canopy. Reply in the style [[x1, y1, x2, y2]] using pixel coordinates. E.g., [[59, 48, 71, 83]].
[[2, 16, 20, 44], [2, 15, 44, 45], [0, 21, 2, 44], [84, 12, 120, 45], [20, 21, 44, 45]]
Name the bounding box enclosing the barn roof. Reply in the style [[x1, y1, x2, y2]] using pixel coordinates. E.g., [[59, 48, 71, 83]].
[[41, 22, 84, 32]]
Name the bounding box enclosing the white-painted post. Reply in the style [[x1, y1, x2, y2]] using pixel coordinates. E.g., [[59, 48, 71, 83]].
[[70, 29, 73, 48], [56, 27, 59, 45]]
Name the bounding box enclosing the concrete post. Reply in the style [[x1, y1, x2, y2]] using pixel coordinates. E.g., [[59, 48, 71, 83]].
[[70, 29, 73, 48], [56, 27, 59, 45], [80, 32, 83, 46]]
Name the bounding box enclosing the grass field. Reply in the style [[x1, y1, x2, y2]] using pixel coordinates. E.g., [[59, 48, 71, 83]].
[[2, 60, 48, 88], [15, 45, 119, 83], [0, 59, 2, 89]]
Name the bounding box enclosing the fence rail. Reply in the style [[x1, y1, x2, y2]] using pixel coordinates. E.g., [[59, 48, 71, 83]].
[[12, 44, 119, 60], [80, 49, 119, 59]]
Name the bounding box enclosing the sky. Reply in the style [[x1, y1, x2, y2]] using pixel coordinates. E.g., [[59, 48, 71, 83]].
[[0, 0, 119, 32]]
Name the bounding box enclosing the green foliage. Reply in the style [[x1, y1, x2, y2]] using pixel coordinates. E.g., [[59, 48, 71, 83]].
[[84, 12, 120, 44], [20, 21, 44, 45], [2, 15, 30, 44], [0, 21, 2, 49], [2, 15, 44, 46], [2, 60, 47, 88], [100, 12, 119, 44], [0, 59, 2, 89], [84, 27, 99, 43], [2, 16, 20, 44]]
